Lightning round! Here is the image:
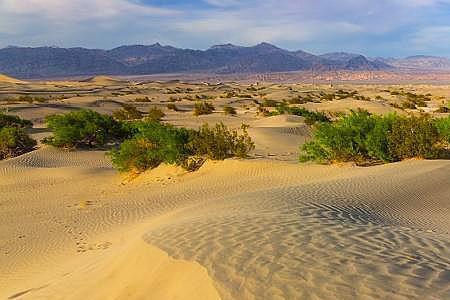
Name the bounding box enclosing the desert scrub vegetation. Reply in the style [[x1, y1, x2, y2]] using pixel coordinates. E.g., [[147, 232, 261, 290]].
[[0, 112, 33, 128], [147, 106, 166, 121], [43, 109, 128, 148], [300, 110, 449, 164], [223, 105, 237, 115], [0, 112, 36, 160], [109, 121, 191, 172], [109, 121, 254, 173], [112, 104, 143, 121], [193, 101, 215, 116], [167, 103, 179, 111]]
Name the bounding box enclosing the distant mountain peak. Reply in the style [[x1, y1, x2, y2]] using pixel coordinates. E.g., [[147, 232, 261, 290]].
[[209, 43, 242, 50]]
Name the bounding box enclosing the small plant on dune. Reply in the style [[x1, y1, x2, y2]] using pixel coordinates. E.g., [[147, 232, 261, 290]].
[[112, 104, 143, 121], [187, 123, 254, 160], [223, 105, 237, 116], [0, 126, 36, 159], [147, 106, 166, 121], [261, 99, 279, 107], [167, 103, 179, 111], [43, 109, 127, 148], [193, 101, 215, 116]]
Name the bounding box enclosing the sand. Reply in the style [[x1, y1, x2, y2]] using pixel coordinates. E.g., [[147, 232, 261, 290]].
[[0, 78, 449, 299], [0, 146, 449, 299], [0, 74, 26, 84]]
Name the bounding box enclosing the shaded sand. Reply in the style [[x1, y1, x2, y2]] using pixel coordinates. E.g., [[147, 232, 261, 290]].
[[1, 146, 449, 299]]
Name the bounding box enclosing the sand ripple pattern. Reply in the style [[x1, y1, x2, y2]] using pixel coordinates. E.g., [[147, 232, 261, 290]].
[[146, 165, 450, 300]]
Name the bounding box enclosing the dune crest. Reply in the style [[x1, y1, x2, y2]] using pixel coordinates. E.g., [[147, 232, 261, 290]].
[[0, 73, 26, 84]]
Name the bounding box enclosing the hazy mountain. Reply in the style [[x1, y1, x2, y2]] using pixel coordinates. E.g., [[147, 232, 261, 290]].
[[320, 52, 392, 70], [0, 43, 395, 78], [382, 55, 450, 70]]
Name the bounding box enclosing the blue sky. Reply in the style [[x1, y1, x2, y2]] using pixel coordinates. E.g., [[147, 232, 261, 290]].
[[1, 0, 450, 57]]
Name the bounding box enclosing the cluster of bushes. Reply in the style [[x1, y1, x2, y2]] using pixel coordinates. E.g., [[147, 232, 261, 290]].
[[0, 112, 36, 160], [193, 102, 215, 116], [300, 110, 450, 164], [109, 122, 254, 172], [43, 109, 254, 172]]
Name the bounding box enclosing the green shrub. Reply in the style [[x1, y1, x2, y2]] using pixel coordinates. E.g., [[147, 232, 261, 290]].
[[147, 106, 166, 121], [43, 109, 126, 148], [0, 126, 36, 159], [188, 123, 254, 160], [388, 115, 439, 160], [300, 111, 445, 164], [435, 116, 450, 143], [223, 105, 237, 115], [300, 110, 375, 163], [193, 102, 215, 116], [112, 104, 143, 121], [109, 121, 190, 172], [0, 112, 33, 128]]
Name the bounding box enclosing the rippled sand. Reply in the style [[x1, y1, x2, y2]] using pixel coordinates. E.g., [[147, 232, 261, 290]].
[[0, 145, 449, 299]]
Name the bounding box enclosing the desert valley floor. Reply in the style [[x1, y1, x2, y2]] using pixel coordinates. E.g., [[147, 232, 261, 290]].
[[0, 74, 449, 299]]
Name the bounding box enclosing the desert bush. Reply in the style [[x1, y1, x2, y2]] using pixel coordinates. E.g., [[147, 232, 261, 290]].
[[300, 110, 444, 164], [43, 109, 126, 148], [134, 96, 151, 102], [167, 103, 179, 111], [112, 104, 143, 121], [109, 121, 190, 172], [388, 115, 439, 160], [193, 101, 215, 116], [300, 110, 376, 163], [0, 112, 33, 128], [0, 126, 36, 159], [147, 106, 166, 121], [261, 99, 279, 107], [187, 123, 254, 160], [435, 116, 450, 143], [436, 106, 450, 113], [223, 105, 237, 115]]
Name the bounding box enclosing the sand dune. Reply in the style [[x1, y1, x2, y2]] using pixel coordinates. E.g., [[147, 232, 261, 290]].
[[1, 80, 450, 299], [0, 73, 26, 84], [249, 115, 311, 159], [0, 146, 449, 299]]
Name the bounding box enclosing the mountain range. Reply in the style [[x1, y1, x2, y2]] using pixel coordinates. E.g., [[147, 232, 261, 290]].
[[0, 42, 449, 79]]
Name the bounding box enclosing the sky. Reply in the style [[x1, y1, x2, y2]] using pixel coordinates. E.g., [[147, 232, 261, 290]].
[[1, 0, 450, 57]]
